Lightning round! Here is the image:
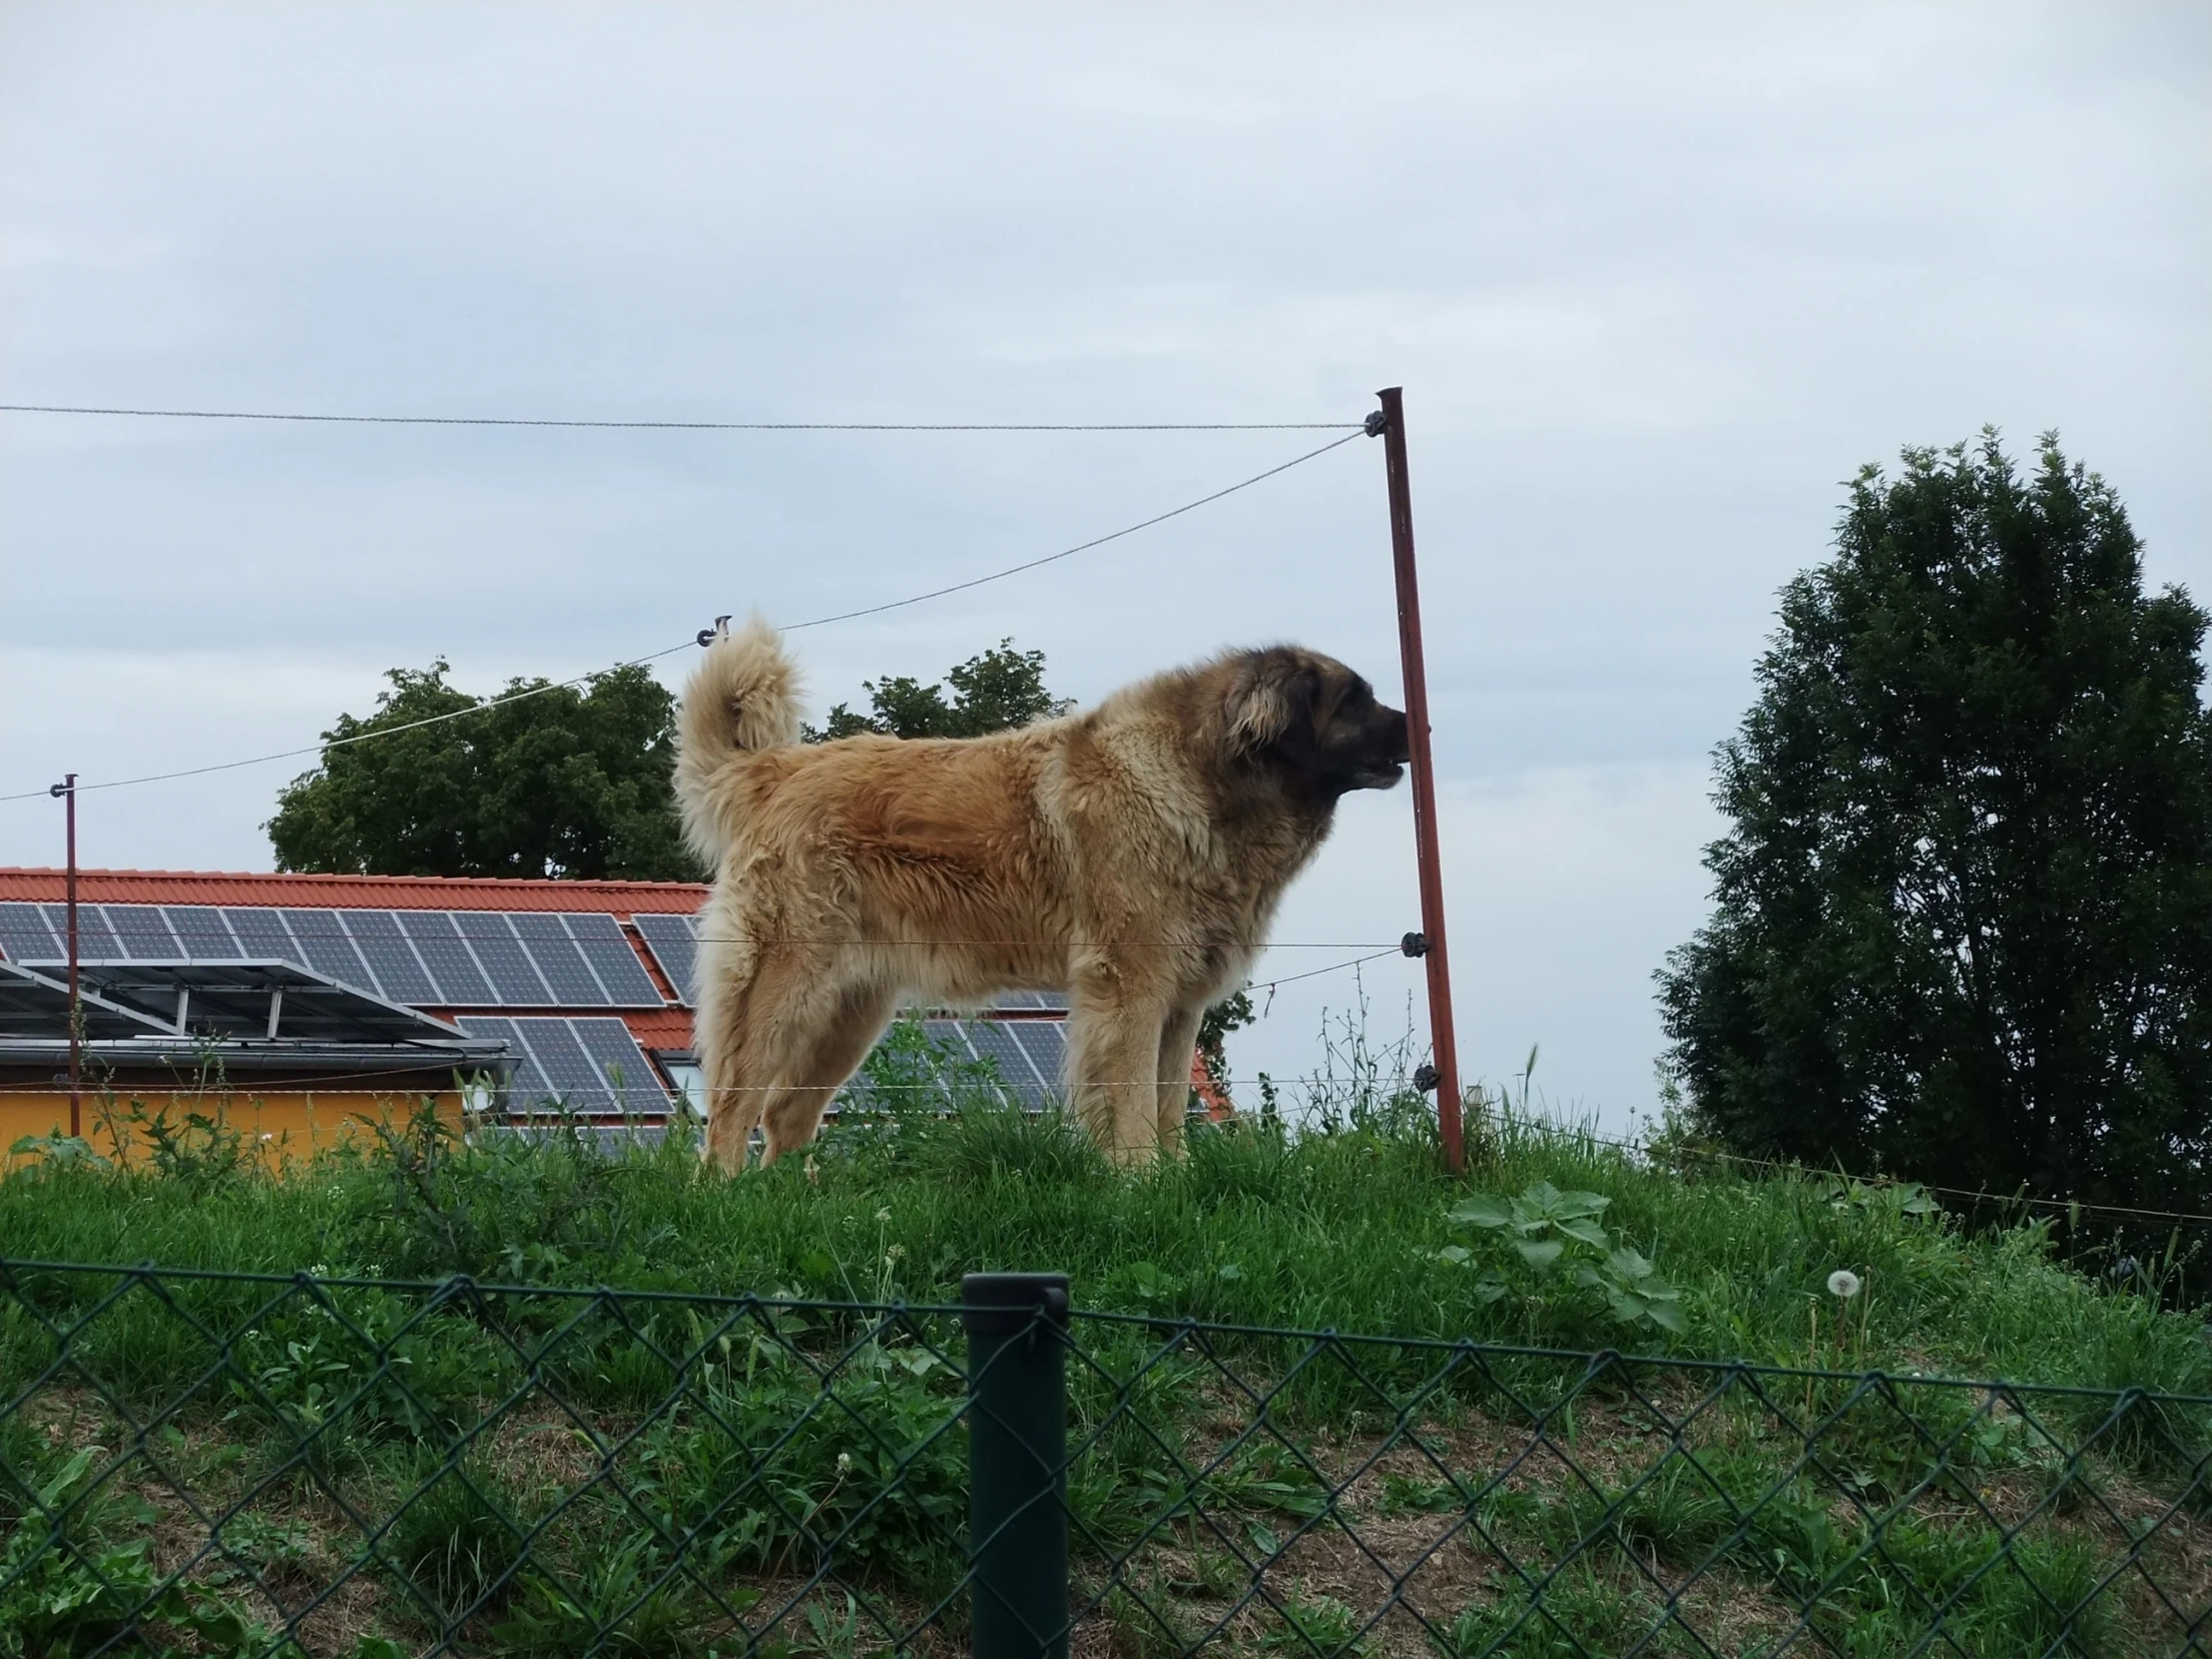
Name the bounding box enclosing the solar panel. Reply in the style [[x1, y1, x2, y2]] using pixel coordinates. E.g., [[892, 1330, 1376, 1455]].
[[455, 1016, 555, 1111], [0, 903, 59, 962], [0, 960, 171, 1039], [101, 904, 182, 959], [223, 908, 298, 963], [342, 909, 437, 1006], [36, 959, 468, 1043], [511, 1017, 614, 1113], [918, 1018, 975, 1059], [970, 990, 1070, 1012], [630, 912, 698, 1006], [965, 1019, 1050, 1107], [277, 909, 375, 991], [509, 913, 606, 1006], [395, 912, 495, 1006], [572, 1016, 672, 1113], [43, 904, 122, 962], [461, 914, 553, 1005], [163, 906, 242, 960], [1009, 1021, 1068, 1096], [565, 913, 665, 1006]]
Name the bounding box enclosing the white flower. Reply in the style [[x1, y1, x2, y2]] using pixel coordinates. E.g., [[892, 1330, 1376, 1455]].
[[874, 1207, 892, 1225], [835, 1451, 853, 1474], [1827, 1270, 1863, 1300]]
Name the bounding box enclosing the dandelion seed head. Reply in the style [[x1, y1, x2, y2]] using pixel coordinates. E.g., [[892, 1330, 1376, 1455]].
[[1828, 1270, 1863, 1300]]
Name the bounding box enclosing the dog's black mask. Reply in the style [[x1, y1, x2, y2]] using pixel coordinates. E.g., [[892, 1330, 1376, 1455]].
[[1268, 663, 1411, 801]]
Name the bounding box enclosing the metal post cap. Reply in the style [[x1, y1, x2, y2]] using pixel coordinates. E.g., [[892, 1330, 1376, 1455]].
[[961, 1272, 1070, 1335]]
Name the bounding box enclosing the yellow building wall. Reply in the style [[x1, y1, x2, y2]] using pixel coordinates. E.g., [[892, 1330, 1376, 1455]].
[[1, 1088, 468, 1170]]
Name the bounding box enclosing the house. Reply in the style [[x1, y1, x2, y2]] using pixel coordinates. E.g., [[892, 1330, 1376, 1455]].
[[0, 866, 1218, 1161]]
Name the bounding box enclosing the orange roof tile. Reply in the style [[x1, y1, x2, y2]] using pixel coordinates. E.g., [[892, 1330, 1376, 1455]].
[[602, 1008, 701, 1050]]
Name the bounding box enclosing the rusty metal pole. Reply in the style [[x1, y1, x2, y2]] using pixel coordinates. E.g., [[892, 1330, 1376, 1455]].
[[47, 774, 81, 1138], [1373, 389, 1465, 1172]]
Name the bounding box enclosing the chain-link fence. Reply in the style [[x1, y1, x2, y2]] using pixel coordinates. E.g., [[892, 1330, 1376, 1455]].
[[0, 1260, 2205, 1657]]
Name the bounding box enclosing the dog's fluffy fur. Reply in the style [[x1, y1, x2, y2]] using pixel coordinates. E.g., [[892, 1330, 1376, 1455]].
[[674, 619, 1410, 1169]]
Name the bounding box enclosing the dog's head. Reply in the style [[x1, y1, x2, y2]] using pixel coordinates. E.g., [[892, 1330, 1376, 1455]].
[[1223, 647, 1411, 799]]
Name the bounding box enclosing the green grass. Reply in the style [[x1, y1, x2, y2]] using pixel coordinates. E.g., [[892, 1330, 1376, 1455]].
[[2, 1078, 2204, 1396], [1, 1044, 2207, 1656]]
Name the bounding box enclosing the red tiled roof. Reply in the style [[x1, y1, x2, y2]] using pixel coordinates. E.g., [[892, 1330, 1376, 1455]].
[[598, 1008, 701, 1051], [0, 867, 707, 914]]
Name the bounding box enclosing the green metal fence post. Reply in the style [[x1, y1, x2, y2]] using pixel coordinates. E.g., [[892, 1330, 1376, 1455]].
[[962, 1271, 1070, 1659]]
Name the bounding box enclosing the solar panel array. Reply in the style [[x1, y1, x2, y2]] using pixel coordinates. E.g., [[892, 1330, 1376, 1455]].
[[455, 1016, 672, 1117], [629, 910, 1070, 1014], [0, 902, 665, 1010], [830, 1017, 1067, 1112]]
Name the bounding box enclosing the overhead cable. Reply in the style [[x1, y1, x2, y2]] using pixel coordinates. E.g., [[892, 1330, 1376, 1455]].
[[0, 431, 1363, 803], [0, 402, 1360, 432]]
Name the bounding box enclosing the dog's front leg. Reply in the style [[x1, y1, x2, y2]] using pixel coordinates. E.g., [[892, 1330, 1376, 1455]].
[[1068, 963, 1174, 1165], [1153, 1003, 1207, 1157]]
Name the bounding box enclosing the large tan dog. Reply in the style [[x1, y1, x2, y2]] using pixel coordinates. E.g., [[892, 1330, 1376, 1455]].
[[674, 620, 1410, 1170]]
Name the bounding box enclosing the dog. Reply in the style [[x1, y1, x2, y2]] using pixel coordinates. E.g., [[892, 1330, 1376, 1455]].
[[673, 620, 1409, 1170]]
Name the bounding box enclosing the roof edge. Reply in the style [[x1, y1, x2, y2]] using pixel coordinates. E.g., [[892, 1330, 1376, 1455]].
[[0, 866, 708, 912]]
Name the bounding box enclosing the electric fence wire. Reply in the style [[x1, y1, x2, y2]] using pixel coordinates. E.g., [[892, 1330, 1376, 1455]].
[[0, 429, 1366, 804]]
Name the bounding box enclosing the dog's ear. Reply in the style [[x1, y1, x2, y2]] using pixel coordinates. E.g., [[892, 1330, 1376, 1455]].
[[1224, 653, 1322, 755]]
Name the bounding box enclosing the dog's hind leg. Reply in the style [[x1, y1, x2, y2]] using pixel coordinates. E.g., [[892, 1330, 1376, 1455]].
[[699, 936, 831, 1174], [759, 977, 898, 1164], [701, 979, 772, 1175], [1152, 1002, 1206, 1156]]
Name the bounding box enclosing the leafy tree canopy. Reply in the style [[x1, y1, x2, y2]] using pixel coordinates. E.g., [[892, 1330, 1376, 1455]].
[[268, 662, 697, 881], [808, 640, 1072, 742], [1657, 432, 2212, 1217]]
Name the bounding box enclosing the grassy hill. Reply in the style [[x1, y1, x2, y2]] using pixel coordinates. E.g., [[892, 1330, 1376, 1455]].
[[1, 1066, 2206, 1655]]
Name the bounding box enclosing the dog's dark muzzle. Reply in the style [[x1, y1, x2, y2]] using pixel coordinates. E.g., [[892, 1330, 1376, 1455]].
[[1352, 707, 1411, 790]]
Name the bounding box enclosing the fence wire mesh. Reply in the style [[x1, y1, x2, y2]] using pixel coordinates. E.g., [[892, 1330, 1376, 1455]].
[[0, 1261, 2205, 1658]]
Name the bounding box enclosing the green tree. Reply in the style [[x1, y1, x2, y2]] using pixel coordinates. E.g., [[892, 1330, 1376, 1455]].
[[1197, 991, 1254, 1088], [268, 662, 698, 881], [807, 640, 1072, 741], [1657, 433, 2212, 1215]]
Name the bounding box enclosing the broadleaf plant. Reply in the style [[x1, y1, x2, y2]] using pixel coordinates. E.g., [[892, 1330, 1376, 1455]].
[[1442, 1180, 1689, 1336]]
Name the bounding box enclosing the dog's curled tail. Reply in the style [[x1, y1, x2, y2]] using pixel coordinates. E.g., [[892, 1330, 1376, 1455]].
[[675, 616, 802, 863]]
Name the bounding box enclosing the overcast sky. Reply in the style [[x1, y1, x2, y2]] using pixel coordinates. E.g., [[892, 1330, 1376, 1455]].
[[3, 3, 2205, 1130]]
